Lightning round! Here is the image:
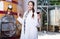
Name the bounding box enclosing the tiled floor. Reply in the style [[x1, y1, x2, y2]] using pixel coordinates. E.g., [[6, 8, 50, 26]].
[[38, 31, 60, 39]]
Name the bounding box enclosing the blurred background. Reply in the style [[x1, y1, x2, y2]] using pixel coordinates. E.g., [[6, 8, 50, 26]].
[[0, 0, 60, 39]]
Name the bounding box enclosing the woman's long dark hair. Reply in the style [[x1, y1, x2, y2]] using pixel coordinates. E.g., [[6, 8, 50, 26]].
[[28, 1, 35, 18]]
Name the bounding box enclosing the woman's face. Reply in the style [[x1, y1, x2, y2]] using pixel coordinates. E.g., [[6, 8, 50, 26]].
[[28, 2, 34, 10]]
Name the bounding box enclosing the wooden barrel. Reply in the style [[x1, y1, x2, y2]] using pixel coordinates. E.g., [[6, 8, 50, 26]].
[[0, 1, 17, 18]]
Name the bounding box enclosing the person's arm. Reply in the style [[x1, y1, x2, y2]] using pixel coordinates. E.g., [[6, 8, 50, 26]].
[[17, 11, 27, 24], [34, 13, 40, 27], [17, 13, 23, 24]]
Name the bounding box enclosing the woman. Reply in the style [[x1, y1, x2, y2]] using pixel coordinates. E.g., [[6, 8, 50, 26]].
[[17, 1, 39, 39]]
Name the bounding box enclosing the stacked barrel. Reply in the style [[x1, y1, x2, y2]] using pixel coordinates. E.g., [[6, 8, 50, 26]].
[[0, 0, 24, 36]]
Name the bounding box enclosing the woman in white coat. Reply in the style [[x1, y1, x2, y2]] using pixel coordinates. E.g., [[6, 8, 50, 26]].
[[17, 1, 39, 39]]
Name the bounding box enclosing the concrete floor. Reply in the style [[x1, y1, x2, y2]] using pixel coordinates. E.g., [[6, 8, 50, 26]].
[[38, 31, 60, 39]]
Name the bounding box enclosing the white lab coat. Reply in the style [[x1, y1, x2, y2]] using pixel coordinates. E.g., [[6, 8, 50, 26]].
[[17, 10, 39, 39]]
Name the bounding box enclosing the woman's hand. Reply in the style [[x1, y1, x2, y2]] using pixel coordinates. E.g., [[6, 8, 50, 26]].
[[17, 13, 22, 17]]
